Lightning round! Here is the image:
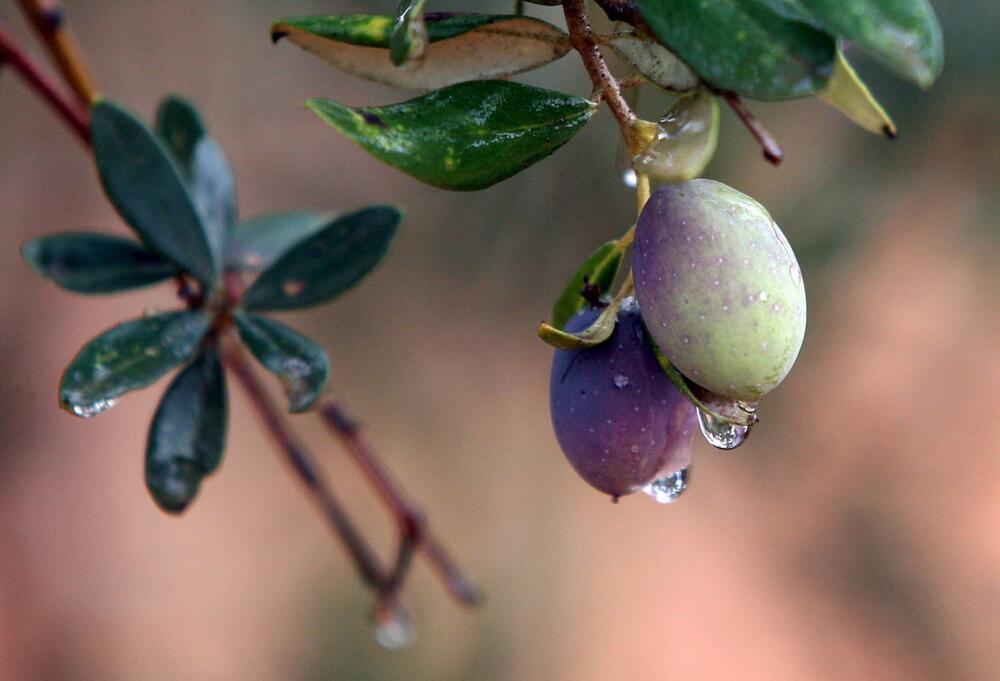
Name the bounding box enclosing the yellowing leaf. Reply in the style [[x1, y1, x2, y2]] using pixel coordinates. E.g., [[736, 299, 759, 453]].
[[818, 49, 896, 137]]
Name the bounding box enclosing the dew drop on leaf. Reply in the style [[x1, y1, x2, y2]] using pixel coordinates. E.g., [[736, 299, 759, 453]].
[[69, 398, 117, 419]]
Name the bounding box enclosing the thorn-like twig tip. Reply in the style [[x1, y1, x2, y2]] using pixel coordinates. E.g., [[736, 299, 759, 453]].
[[270, 29, 287, 44]]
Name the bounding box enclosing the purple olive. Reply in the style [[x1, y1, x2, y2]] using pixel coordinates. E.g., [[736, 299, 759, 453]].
[[633, 180, 806, 402], [549, 300, 698, 498]]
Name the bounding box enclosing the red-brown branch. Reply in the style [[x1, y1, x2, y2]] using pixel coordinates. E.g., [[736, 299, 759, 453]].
[[0, 19, 89, 145], [720, 91, 784, 165]]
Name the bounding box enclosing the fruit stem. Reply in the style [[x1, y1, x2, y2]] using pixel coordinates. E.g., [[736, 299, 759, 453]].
[[562, 0, 641, 155], [0, 19, 90, 145], [15, 0, 99, 105]]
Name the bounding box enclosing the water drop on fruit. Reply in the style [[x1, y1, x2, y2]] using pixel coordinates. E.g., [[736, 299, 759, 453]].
[[643, 466, 690, 504]]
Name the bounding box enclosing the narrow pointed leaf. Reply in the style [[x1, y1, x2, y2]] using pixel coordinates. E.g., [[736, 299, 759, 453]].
[[242, 206, 400, 311], [272, 14, 570, 91], [635, 0, 836, 99], [798, 0, 943, 87], [227, 211, 335, 272], [22, 232, 177, 294], [307, 81, 595, 190], [59, 311, 211, 416], [235, 312, 329, 413], [608, 33, 700, 92], [552, 241, 625, 330], [155, 95, 206, 174], [91, 100, 218, 284], [818, 49, 896, 137], [390, 0, 429, 66], [145, 346, 227, 514]]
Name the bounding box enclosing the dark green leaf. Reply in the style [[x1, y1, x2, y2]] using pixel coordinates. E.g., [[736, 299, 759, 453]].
[[241, 206, 400, 311], [272, 14, 570, 91], [189, 138, 237, 265], [390, 0, 429, 66], [798, 0, 943, 87], [145, 346, 227, 514], [22, 232, 177, 294], [551, 241, 624, 330], [306, 81, 595, 190], [635, 0, 836, 99], [226, 211, 334, 272], [59, 311, 211, 417], [235, 312, 329, 413], [91, 99, 218, 284], [155, 95, 206, 174]]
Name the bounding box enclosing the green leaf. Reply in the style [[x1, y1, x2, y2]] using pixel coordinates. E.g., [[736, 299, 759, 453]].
[[189, 138, 237, 265], [551, 241, 625, 330], [59, 311, 211, 417], [241, 206, 400, 311], [22, 232, 177, 294], [632, 90, 720, 182], [145, 346, 227, 514], [155, 95, 206, 174], [306, 81, 595, 191], [798, 0, 943, 87], [635, 0, 836, 99], [227, 211, 334, 272], [818, 48, 896, 137], [272, 14, 570, 91], [235, 312, 329, 413], [390, 0, 429, 66], [91, 100, 218, 284]]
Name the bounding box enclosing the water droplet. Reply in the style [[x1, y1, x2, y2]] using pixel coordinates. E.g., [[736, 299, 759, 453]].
[[373, 602, 416, 650], [643, 467, 690, 504], [613, 374, 629, 389], [697, 410, 750, 450], [621, 167, 637, 188], [69, 398, 116, 418]]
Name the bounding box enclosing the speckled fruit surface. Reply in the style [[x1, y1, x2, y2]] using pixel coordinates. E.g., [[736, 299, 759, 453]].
[[633, 180, 806, 402], [549, 301, 697, 498]]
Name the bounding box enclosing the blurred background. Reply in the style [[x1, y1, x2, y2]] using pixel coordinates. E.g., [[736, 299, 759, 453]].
[[1, 1, 997, 679]]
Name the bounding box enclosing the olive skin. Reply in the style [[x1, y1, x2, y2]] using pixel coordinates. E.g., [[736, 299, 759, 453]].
[[549, 301, 698, 498], [633, 180, 806, 402]]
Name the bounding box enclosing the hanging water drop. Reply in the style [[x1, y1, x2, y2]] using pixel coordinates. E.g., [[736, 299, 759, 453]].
[[697, 409, 750, 450], [69, 398, 116, 419], [373, 602, 416, 650], [613, 373, 630, 389], [643, 467, 690, 504]]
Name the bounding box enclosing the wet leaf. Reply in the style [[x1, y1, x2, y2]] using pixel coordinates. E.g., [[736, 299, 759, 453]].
[[235, 312, 329, 413], [608, 32, 700, 92], [306, 81, 594, 191], [818, 48, 896, 137], [241, 206, 400, 311], [22, 232, 177, 294], [91, 100, 218, 285], [635, 0, 836, 99], [272, 14, 570, 91], [59, 311, 211, 417], [227, 210, 334, 272], [146, 346, 227, 513], [632, 90, 720, 182], [551, 241, 624, 330], [798, 0, 943, 87]]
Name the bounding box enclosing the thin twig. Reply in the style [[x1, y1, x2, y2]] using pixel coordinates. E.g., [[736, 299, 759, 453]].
[[224, 340, 390, 592], [562, 0, 640, 154], [720, 91, 784, 165], [0, 19, 90, 145], [318, 401, 483, 606], [15, 0, 98, 105]]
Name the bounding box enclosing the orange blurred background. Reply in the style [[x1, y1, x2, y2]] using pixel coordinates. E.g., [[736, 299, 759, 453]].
[[1, 1, 997, 679]]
